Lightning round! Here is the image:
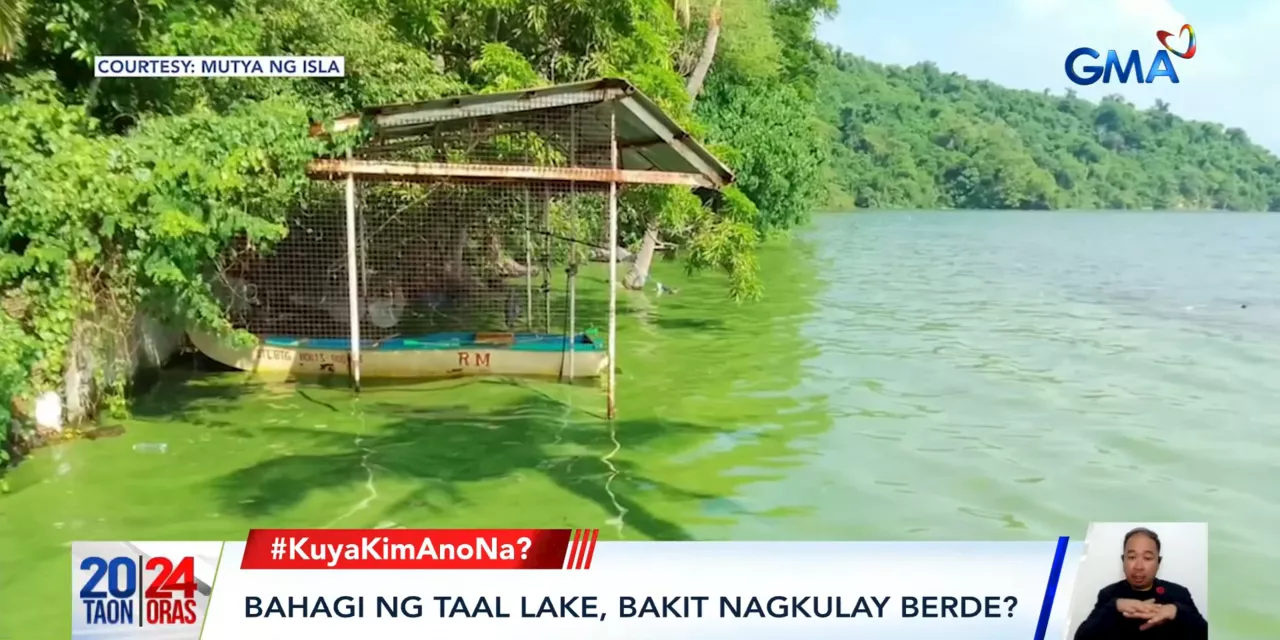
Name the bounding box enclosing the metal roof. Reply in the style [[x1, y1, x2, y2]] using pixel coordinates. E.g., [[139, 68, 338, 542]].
[[321, 78, 734, 190]]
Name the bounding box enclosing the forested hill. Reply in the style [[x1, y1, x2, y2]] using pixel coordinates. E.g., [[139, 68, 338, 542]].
[[816, 51, 1280, 212]]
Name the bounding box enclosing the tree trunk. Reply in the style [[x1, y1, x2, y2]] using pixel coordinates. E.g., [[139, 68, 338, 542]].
[[684, 0, 722, 101], [623, 0, 722, 291], [0, 0, 26, 60], [623, 226, 661, 290], [63, 318, 92, 425]]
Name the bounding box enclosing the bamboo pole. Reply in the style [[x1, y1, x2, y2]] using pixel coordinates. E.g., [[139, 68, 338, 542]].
[[524, 189, 533, 331], [344, 149, 362, 391], [565, 262, 577, 381], [543, 193, 552, 334], [607, 106, 619, 419], [565, 114, 578, 382]]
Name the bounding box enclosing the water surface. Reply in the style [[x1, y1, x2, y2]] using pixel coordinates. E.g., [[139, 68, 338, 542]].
[[2, 211, 1277, 638]]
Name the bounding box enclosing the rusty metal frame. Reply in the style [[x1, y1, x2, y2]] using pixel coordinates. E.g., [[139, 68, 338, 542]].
[[308, 158, 716, 189], [309, 78, 736, 189], [615, 96, 727, 189]]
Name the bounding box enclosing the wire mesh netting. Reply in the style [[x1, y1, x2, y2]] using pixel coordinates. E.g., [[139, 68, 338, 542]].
[[210, 99, 622, 344]]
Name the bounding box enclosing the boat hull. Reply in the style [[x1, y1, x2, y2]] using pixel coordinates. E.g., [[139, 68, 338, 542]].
[[187, 328, 608, 381]]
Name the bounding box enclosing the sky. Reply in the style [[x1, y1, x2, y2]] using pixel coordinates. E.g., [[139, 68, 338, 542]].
[[816, 0, 1280, 154]]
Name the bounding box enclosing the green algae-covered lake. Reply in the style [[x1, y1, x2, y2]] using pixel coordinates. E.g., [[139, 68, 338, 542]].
[[2, 211, 1279, 638]]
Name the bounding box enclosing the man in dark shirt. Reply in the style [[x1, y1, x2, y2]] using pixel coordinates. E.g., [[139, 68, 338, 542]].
[[1074, 527, 1208, 640]]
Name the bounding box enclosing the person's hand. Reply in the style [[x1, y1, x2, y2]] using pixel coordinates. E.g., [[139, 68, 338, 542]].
[[1116, 598, 1159, 616], [1137, 604, 1177, 631]]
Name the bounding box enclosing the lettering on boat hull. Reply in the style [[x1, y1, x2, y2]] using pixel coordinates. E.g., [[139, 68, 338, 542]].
[[457, 352, 492, 368], [258, 347, 361, 374]]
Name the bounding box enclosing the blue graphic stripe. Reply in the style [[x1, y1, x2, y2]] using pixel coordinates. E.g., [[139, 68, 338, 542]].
[[137, 554, 144, 627], [1033, 536, 1071, 640]]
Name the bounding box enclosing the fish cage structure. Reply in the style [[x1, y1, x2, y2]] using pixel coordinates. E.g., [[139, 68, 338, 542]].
[[192, 78, 734, 418]]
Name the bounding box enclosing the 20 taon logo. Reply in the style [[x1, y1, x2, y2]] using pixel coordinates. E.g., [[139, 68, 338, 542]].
[[79, 554, 200, 625]]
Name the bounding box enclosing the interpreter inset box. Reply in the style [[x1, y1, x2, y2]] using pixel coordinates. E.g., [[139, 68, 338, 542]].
[[1064, 522, 1208, 640]]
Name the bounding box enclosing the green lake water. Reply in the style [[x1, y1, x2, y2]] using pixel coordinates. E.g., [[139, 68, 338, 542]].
[[2, 211, 1278, 638]]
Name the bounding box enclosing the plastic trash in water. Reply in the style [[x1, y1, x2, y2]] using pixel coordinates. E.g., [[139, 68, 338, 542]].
[[34, 391, 63, 432], [132, 443, 168, 454], [654, 281, 679, 296]]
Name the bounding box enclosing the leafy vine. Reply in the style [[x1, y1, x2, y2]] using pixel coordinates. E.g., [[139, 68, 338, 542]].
[[0, 72, 352, 437]]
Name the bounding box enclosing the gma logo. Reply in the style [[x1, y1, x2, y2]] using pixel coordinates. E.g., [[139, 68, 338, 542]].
[[1064, 48, 1181, 85]]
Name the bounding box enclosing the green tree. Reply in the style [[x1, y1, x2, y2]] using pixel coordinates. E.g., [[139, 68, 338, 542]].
[[818, 52, 1280, 212], [625, 0, 834, 290], [698, 76, 828, 232]]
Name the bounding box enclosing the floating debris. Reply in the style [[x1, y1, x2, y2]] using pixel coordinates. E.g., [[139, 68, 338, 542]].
[[34, 391, 62, 432], [84, 425, 126, 440]]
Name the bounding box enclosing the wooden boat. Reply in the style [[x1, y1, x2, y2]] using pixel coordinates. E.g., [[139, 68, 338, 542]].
[[187, 327, 608, 381]]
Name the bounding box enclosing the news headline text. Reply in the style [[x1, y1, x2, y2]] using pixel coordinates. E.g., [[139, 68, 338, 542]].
[[243, 594, 1023, 621]]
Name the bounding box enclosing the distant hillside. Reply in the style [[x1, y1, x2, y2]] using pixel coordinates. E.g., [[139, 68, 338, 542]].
[[817, 51, 1280, 212]]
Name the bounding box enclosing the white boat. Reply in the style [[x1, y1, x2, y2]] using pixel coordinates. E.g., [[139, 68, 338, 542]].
[[187, 327, 607, 381]]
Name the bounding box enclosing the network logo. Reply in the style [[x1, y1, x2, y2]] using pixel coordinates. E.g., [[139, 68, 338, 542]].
[[1157, 24, 1197, 59], [1065, 24, 1196, 85]]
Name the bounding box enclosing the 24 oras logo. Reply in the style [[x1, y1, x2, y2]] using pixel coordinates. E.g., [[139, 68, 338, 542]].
[[79, 555, 200, 625], [1066, 24, 1196, 85]]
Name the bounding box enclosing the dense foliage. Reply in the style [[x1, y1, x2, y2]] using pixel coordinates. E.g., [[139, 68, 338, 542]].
[[1, 73, 336, 407], [698, 75, 828, 233], [0, 0, 835, 428], [818, 54, 1280, 211]]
